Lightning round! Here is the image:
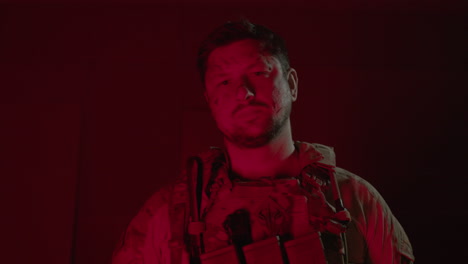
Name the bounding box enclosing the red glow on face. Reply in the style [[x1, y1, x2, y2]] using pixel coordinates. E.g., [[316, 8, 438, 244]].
[[204, 39, 295, 146]]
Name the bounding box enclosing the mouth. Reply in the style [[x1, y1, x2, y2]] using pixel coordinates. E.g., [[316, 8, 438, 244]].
[[233, 106, 269, 122], [233, 102, 269, 116]]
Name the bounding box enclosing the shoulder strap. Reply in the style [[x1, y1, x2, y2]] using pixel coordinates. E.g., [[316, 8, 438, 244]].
[[186, 156, 204, 263], [299, 162, 350, 264], [168, 156, 205, 264], [168, 149, 226, 264]]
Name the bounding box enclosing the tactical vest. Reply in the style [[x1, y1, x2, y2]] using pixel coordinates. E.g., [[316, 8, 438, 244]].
[[169, 146, 349, 264]]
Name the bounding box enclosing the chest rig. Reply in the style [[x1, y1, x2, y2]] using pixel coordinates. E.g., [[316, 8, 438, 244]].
[[169, 146, 349, 264]]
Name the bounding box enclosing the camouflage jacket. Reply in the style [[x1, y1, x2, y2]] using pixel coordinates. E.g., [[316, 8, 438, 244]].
[[112, 142, 415, 264]]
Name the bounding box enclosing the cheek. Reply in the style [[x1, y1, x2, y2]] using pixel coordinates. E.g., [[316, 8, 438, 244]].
[[271, 86, 290, 110], [209, 96, 230, 120], [210, 89, 236, 109], [207, 90, 222, 107], [208, 87, 229, 104], [271, 90, 282, 110]]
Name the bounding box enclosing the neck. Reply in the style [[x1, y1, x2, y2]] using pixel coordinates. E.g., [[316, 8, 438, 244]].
[[224, 120, 299, 180]]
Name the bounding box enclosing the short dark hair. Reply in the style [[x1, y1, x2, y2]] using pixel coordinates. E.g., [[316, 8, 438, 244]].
[[197, 19, 290, 85]]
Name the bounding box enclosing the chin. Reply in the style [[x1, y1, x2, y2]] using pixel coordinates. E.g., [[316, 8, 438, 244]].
[[225, 126, 275, 148], [228, 134, 271, 148], [219, 115, 286, 148]]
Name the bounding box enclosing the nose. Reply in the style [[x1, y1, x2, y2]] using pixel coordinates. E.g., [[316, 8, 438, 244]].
[[236, 77, 255, 101]]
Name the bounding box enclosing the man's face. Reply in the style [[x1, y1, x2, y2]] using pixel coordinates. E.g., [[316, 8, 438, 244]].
[[204, 39, 298, 148]]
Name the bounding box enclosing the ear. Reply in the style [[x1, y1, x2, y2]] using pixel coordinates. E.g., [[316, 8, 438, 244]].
[[287, 68, 298, 102]]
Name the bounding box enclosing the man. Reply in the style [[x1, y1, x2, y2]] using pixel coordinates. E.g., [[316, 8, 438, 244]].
[[112, 20, 414, 264]]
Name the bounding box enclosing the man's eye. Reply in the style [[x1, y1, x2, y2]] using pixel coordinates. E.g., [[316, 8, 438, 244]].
[[220, 80, 229, 85]]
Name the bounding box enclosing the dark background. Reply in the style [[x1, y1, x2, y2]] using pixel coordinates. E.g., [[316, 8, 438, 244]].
[[0, 1, 466, 264]]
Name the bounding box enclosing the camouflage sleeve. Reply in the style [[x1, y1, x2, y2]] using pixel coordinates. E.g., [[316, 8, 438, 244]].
[[112, 187, 172, 264], [336, 169, 415, 264]]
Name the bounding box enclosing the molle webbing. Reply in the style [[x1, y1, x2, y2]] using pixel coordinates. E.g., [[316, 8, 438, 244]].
[[200, 233, 327, 264], [169, 145, 349, 264]]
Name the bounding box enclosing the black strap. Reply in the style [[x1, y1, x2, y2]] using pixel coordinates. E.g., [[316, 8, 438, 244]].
[[186, 156, 205, 263], [168, 156, 204, 264]]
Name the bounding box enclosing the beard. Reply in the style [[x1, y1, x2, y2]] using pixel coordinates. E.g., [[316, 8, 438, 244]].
[[223, 103, 292, 149]]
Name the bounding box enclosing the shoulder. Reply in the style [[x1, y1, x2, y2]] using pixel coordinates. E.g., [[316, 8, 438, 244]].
[[333, 167, 415, 262], [143, 185, 172, 211], [333, 167, 382, 202], [332, 167, 393, 225], [112, 185, 173, 264]]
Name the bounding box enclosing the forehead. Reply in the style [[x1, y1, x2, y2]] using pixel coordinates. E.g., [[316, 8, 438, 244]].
[[206, 39, 273, 72]]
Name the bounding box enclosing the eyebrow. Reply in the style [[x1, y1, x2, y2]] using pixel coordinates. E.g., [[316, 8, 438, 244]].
[[247, 62, 268, 70], [247, 57, 272, 70], [209, 61, 270, 73]]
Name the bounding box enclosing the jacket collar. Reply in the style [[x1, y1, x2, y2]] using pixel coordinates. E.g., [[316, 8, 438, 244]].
[[205, 141, 336, 174]]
